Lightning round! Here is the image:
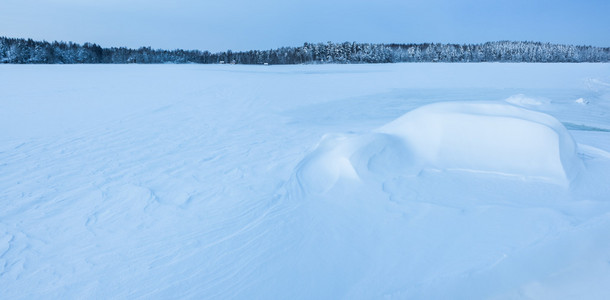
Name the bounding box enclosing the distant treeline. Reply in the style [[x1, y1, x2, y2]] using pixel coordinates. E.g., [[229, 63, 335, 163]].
[[1, 37, 609, 64]]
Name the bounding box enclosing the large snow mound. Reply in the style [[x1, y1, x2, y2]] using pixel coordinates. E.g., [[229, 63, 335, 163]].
[[297, 101, 582, 193]]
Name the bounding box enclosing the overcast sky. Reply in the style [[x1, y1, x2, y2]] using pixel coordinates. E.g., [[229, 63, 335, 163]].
[[1, 0, 608, 52]]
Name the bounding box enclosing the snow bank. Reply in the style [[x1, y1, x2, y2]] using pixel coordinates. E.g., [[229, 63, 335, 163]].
[[297, 102, 582, 193]]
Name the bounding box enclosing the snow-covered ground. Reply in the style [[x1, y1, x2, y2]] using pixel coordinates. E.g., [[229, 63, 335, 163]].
[[1, 63, 610, 299]]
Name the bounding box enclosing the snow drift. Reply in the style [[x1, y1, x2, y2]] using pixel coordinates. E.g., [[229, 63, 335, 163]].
[[297, 101, 582, 193]]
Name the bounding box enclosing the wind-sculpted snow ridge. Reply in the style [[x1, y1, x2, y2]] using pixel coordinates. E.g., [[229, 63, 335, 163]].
[[296, 101, 583, 194]]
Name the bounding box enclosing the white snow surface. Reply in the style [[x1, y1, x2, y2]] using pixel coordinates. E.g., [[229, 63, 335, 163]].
[[1, 63, 610, 299], [505, 93, 551, 107], [379, 101, 582, 184]]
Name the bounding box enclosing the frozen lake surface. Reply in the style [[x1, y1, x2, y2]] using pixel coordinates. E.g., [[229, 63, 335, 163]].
[[1, 63, 610, 299]]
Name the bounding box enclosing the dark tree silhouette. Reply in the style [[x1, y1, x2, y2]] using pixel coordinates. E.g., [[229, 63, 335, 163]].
[[1, 37, 608, 64]]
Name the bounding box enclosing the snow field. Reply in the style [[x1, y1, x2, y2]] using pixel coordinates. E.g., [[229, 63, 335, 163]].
[[1, 63, 610, 299]]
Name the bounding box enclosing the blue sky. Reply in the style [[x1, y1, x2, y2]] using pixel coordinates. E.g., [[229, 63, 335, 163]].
[[1, 0, 608, 51]]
